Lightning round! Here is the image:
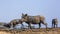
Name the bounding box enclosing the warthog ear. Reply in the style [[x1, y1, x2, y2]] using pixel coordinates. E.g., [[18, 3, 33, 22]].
[[25, 14, 27, 16], [22, 13, 24, 15]]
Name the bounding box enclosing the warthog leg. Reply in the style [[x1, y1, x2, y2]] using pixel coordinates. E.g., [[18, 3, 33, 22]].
[[28, 23, 31, 29], [39, 23, 41, 28], [21, 23, 24, 29]]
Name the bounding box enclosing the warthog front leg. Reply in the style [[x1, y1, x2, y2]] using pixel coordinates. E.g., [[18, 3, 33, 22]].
[[28, 23, 31, 29], [39, 23, 41, 28]]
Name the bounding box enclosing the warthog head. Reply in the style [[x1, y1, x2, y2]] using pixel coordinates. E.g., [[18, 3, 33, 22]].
[[3, 23, 10, 28], [21, 13, 28, 22]]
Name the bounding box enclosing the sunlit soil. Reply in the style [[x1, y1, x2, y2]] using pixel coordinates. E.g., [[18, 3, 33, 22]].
[[0, 28, 60, 34]]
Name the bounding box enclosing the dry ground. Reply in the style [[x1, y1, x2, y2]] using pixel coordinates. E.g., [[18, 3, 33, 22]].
[[0, 28, 60, 34]]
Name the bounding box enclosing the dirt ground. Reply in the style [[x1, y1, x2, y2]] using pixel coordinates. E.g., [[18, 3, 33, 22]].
[[0, 28, 60, 34]]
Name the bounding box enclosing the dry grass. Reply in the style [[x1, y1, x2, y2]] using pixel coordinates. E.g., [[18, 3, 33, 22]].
[[0, 28, 60, 34]]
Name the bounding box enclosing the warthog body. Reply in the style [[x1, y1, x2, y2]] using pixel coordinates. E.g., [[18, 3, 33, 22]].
[[4, 19, 22, 28], [21, 13, 47, 29], [52, 18, 58, 28]]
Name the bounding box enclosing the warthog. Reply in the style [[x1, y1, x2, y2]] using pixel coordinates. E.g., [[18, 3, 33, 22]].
[[21, 13, 47, 29], [4, 19, 23, 28], [52, 18, 58, 28], [3, 23, 11, 28]]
